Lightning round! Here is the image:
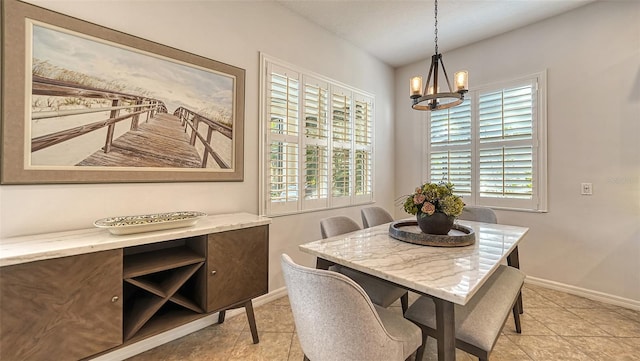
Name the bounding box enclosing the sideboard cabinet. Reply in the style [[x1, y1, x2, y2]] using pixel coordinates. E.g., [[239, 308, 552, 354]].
[[0, 213, 270, 361]]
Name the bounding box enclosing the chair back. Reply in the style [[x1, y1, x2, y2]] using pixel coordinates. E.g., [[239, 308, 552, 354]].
[[281, 254, 410, 361], [361, 207, 394, 228], [458, 206, 497, 224], [320, 216, 361, 239]]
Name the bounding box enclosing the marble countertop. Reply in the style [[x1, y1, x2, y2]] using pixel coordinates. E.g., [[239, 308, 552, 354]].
[[0, 212, 271, 267], [300, 219, 528, 305]]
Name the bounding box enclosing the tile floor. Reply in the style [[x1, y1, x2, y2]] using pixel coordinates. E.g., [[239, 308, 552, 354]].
[[128, 284, 640, 361]]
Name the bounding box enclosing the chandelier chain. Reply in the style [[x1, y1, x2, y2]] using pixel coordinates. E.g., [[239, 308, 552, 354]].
[[434, 0, 439, 54]]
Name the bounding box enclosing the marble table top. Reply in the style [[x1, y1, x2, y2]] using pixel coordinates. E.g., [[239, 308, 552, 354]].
[[300, 219, 528, 305], [0, 212, 270, 267]]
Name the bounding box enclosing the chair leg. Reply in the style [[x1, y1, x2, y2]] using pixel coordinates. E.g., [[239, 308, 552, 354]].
[[414, 334, 428, 361], [303, 355, 310, 361], [512, 302, 522, 334], [401, 292, 409, 314], [218, 310, 226, 323]]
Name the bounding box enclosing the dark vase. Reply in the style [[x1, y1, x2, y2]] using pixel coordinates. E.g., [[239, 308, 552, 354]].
[[416, 212, 455, 235]]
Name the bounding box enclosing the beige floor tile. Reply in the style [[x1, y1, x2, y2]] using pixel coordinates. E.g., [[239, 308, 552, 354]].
[[568, 308, 640, 337], [228, 331, 293, 361], [530, 287, 612, 309], [409, 337, 474, 361], [619, 337, 640, 352], [521, 287, 562, 308], [489, 334, 533, 360], [562, 336, 640, 361], [126, 325, 240, 361], [525, 307, 612, 336], [252, 302, 296, 333], [508, 335, 593, 361], [503, 312, 556, 336], [611, 306, 640, 323]]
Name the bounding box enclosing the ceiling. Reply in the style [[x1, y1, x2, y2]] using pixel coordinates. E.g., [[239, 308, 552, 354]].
[[276, 0, 596, 68]]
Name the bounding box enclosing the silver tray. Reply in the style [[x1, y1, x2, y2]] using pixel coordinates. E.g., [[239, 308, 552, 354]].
[[388, 220, 475, 247], [94, 211, 207, 235]]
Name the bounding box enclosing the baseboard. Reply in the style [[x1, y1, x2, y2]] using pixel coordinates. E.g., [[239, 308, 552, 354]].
[[90, 287, 289, 361], [525, 276, 640, 311]]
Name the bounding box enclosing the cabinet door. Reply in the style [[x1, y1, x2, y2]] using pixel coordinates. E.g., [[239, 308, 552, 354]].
[[207, 225, 268, 312], [0, 249, 123, 361]]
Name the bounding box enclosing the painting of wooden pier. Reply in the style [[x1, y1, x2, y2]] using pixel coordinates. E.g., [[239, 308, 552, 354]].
[[1, 0, 244, 184]]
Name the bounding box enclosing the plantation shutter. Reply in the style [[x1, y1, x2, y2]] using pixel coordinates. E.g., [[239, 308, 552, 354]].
[[261, 55, 377, 216], [478, 81, 536, 206], [354, 96, 372, 200], [302, 75, 329, 210], [428, 99, 472, 197], [331, 86, 352, 207], [266, 63, 300, 214]]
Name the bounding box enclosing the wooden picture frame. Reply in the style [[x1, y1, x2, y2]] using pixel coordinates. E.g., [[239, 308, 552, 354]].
[[1, 0, 245, 184]]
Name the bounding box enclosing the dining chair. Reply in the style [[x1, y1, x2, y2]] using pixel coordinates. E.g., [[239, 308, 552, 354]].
[[458, 206, 524, 316], [361, 206, 394, 228], [405, 265, 525, 361], [320, 216, 409, 312], [281, 254, 422, 361], [458, 205, 498, 224]]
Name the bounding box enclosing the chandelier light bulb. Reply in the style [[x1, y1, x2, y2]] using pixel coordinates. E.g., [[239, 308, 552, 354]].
[[410, 76, 423, 98], [454, 71, 469, 92]]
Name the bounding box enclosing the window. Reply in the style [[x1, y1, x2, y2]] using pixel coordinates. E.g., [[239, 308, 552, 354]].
[[261, 55, 374, 216], [425, 72, 547, 212]]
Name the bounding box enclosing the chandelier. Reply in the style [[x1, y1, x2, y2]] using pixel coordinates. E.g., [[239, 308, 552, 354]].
[[410, 0, 468, 111]]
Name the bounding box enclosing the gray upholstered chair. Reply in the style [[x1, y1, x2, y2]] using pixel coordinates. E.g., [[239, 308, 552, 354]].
[[281, 254, 422, 361], [458, 205, 498, 224], [458, 206, 524, 316], [361, 206, 394, 228], [320, 216, 409, 312], [405, 265, 525, 361]]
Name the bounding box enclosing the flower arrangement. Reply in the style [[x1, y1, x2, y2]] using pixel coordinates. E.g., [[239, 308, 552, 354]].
[[403, 181, 465, 218]]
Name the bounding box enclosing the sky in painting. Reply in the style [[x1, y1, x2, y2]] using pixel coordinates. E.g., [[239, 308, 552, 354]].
[[32, 23, 234, 117]]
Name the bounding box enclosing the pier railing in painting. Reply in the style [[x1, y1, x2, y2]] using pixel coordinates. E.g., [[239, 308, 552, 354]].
[[173, 107, 232, 168], [30, 75, 168, 153]]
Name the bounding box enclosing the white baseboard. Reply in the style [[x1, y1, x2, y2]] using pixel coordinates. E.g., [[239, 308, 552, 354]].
[[525, 276, 640, 311], [90, 287, 289, 361]]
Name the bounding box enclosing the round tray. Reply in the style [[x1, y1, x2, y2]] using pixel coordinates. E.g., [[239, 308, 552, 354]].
[[388, 220, 475, 247]]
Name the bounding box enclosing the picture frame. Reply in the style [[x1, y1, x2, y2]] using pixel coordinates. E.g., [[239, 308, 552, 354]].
[[1, 0, 245, 184]]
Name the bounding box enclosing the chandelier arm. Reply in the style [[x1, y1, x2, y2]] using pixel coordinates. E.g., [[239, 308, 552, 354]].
[[424, 54, 436, 96], [438, 56, 454, 93]]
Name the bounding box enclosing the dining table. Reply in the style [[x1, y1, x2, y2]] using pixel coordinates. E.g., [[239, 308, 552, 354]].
[[299, 219, 529, 361]]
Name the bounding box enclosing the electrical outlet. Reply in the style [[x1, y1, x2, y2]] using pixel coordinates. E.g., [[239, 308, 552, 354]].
[[581, 183, 593, 195]]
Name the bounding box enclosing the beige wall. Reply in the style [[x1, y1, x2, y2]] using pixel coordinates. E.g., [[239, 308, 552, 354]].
[[395, 1, 640, 305], [0, 1, 396, 292]]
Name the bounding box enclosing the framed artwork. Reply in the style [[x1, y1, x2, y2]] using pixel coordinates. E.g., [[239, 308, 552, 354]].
[[1, 0, 245, 184]]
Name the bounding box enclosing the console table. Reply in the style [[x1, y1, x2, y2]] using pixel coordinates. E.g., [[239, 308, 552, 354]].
[[0, 212, 270, 361]]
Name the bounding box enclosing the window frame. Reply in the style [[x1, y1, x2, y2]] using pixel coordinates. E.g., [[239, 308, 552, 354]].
[[423, 71, 548, 212], [260, 54, 374, 216]]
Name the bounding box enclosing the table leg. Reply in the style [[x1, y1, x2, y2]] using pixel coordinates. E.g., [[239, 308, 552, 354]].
[[434, 297, 456, 361], [507, 246, 524, 314]]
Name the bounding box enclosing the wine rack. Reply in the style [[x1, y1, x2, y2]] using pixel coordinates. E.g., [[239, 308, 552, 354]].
[[122, 237, 206, 341]]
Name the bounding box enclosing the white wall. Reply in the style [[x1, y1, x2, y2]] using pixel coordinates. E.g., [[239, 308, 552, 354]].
[[0, 1, 396, 292], [395, 1, 640, 304]]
